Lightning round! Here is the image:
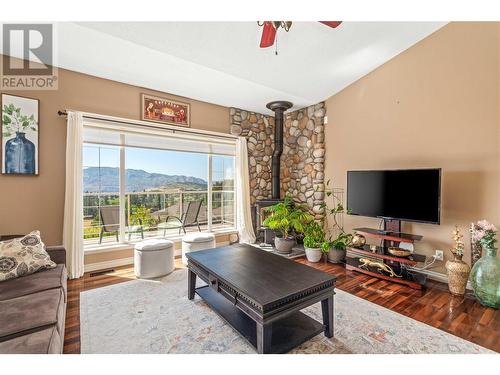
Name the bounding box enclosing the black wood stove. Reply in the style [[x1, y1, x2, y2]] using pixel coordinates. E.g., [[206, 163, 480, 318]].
[[254, 101, 293, 244]]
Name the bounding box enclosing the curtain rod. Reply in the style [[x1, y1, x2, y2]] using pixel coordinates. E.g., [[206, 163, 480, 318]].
[[57, 110, 238, 140]]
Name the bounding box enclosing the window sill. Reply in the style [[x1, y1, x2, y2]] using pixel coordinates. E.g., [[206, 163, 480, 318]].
[[83, 228, 239, 255]]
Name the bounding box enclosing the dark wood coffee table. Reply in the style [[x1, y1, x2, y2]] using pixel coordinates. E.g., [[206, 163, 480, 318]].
[[186, 244, 336, 354]]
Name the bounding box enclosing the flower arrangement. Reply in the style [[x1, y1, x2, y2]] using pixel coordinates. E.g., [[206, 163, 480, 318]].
[[2, 103, 37, 137], [470, 220, 498, 251], [451, 226, 465, 256]]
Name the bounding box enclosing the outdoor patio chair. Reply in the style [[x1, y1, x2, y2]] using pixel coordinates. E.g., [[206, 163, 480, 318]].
[[98, 206, 144, 243], [157, 200, 203, 235]]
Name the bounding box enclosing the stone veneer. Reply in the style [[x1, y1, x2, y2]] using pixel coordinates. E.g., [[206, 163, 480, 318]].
[[281, 103, 326, 220], [230, 103, 326, 220], [229, 108, 275, 205]]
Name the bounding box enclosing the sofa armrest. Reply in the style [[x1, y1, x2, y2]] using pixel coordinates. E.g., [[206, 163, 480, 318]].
[[46, 246, 66, 266]]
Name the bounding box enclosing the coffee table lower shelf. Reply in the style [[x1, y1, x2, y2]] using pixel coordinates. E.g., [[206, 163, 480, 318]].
[[195, 285, 324, 354]]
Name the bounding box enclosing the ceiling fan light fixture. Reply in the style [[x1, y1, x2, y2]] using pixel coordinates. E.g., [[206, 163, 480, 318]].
[[282, 21, 292, 32], [258, 20, 341, 50]]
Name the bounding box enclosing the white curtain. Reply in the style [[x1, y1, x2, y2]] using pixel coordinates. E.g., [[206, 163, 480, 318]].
[[235, 137, 256, 244], [63, 112, 84, 279]]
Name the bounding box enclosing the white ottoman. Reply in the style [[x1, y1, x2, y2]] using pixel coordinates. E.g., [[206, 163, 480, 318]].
[[182, 232, 216, 265], [134, 239, 174, 278]]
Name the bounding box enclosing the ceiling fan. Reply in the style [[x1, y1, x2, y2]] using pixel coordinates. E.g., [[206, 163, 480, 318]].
[[257, 21, 342, 49]]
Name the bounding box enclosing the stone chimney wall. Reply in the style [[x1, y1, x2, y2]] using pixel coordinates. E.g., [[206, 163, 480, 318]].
[[281, 102, 326, 220], [229, 102, 326, 219], [229, 108, 274, 205]]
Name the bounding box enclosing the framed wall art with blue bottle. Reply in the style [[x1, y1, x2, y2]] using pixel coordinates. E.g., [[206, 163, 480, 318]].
[[1, 94, 39, 175]]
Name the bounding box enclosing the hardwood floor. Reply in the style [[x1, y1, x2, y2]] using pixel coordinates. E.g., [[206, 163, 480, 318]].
[[64, 257, 499, 354]]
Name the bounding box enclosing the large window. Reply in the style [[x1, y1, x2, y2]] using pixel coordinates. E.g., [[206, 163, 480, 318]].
[[83, 145, 121, 245], [212, 155, 236, 229], [82, 125, 236, 249]]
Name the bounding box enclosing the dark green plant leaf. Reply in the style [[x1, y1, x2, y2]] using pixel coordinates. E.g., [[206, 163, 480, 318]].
[[4, 105, 13, 115]]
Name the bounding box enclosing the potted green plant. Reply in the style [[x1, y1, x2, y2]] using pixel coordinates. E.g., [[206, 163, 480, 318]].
[[263, 194, 313, 254], [321, 181, 353, 263], [303, 221, 330, 262]]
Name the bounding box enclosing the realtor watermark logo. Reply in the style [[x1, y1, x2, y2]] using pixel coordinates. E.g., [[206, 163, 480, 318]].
[[1, 23, 58, 90]]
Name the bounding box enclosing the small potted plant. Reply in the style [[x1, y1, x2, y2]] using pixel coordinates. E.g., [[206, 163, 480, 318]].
[[263, 194, 313, 254], [320, 181, 353, 263], [328, 232, 353, 263], [303, 221, 330, 263]]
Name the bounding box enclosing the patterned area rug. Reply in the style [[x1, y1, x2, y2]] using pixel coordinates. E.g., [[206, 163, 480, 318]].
[[80, 269, 492, 354]]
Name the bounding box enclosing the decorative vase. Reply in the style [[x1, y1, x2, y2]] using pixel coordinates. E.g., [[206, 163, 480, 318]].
[[305, 247, 322, 263], [4, 132, 35, 174], [469, 245, 500, 308], [327, 247, 346, 263], [445, 254, 471, 296], [274, 236, 295, 254], [351, 234, 366, 248]]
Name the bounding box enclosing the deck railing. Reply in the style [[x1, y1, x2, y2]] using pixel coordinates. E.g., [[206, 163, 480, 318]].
[[83, 189, 235, 241]]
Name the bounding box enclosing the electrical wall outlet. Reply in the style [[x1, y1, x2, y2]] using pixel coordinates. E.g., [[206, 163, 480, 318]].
[[434, 250, 444, 261]]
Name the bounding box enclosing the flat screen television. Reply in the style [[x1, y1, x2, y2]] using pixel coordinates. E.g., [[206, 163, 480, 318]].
[[347, 168, 441, 224]]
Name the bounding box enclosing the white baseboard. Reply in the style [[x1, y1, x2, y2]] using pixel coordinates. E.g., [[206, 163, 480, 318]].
[[84, 257, 134, 273], [84, 241, 230, 273]]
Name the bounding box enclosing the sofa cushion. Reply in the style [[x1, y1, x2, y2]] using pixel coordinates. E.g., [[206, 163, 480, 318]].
[[46, 246, 66, 266], [0, 264, 66, 301], [0, 326, 62, 354], [0, 231, 56, 282], [0, 288, 64, 340]]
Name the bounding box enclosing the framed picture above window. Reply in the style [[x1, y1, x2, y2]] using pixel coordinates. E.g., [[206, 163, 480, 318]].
[[141, 93, 190, 128], [1, 94, 39, 175]]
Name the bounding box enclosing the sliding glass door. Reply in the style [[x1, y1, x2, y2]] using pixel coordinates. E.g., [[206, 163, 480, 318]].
[[82, 127, 236, 249], [82, 145, 121, 245], [124, 147, 209, 241], [212, 155, 236, 230]]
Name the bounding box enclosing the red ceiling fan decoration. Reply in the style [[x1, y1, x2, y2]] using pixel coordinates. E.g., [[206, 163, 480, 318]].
[[258, 21, 342, 50], [259, 21, 277, 48], [318, 21, 343, 29]]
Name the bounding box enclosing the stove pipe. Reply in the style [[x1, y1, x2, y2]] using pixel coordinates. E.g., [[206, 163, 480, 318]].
[[266, 100, 293, 200]]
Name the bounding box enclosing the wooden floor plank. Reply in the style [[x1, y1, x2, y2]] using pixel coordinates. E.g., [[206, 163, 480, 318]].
[[63, 257, 499, 354]]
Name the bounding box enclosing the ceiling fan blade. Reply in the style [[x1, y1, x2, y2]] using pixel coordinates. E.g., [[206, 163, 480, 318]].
[[260, 21, 277, 48], [319, 21, 342, 28]]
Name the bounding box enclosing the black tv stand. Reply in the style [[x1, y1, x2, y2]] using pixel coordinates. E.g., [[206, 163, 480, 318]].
[[376, 229, 393, 235], [382, 218, 401, 233], [348, 226, 426, 289], [354, 227, 423, 243]]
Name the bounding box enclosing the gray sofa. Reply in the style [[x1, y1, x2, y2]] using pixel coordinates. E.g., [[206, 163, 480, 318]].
[[0, 246, 67, 354]]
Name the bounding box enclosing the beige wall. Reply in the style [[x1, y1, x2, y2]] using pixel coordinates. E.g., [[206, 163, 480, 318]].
[[324, 22, 500, 273], [0, 63, 230, 245]]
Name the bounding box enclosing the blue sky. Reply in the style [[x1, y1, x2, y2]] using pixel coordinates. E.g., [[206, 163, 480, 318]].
[[83, 145, 233, 181]]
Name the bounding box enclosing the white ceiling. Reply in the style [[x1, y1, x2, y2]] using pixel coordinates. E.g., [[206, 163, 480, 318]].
[[55, 22, 445, 114]]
